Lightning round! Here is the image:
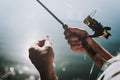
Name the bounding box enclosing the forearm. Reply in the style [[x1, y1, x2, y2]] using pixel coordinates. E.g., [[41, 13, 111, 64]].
[[30, 58, 57, 80], [85, 37, 113, 67], [37, 63, 57, 80]]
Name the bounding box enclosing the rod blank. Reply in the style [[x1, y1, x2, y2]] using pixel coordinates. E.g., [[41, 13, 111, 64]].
[[37, 0, 65, 26]]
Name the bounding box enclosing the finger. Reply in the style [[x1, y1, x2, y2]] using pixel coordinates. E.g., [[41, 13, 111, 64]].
[[64, 28, 71, 37], [29, 41, 48, 55], [38, 39, 45, 47], [44, 36, 52, 48], [64, 27, 78, 35], [64, 28, 80, 41], [71, 45, 82, 50], [65, 35, 78, 41], [68, 41, 82, 46], [37, 36, 52, 54], [71, 45, 84, 52], [64, 28, 85, 40], [65, 28, 81, 35], [64, 27, 88, 38]]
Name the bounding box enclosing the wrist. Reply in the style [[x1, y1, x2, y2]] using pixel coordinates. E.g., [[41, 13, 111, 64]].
[[38, 62, 57, 80]]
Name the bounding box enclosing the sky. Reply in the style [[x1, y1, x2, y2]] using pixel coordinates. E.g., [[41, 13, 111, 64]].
[[0, 0, 120, 80]]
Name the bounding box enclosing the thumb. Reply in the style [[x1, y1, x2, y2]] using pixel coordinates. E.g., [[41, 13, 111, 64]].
[[44, 36, 52, 48], [38, 36, 52, 54]]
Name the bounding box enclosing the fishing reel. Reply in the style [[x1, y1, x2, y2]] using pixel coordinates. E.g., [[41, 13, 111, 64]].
[[83, 11, 111, 39]]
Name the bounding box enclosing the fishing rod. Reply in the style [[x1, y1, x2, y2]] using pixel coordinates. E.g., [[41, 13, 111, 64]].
[[36, 0, 68, 29], [36, 0, 97, 57]]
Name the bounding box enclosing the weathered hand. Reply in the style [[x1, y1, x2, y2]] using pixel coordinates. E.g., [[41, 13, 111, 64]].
[[28, 36, 57, 80], [64, 27, 113, 67], [29, 36, 54, 65], [64, 27, 88, 52]]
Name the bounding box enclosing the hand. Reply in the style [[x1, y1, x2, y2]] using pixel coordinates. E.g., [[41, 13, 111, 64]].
[[64, 27, 89, 52], [64, 26, 113, 68], [28, 36, 57, 80], [29, 38, 54, 70], [29, 36, 54, 65]]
